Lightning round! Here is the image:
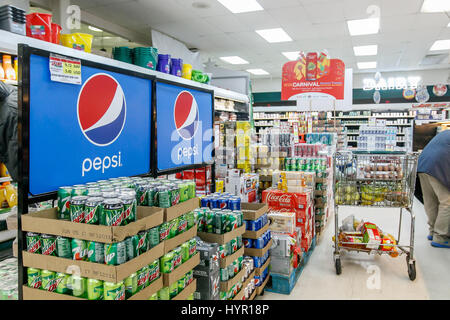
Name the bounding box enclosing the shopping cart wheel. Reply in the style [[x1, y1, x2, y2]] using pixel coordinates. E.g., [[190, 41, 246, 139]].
[[407, 259, 416, 281], [335, 258, 342, 275]]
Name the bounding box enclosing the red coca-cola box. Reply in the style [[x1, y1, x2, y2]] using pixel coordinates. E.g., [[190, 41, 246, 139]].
[[301, 232, 313, 252], [262, 189, 311, 210], [182, 169, 195, 180]]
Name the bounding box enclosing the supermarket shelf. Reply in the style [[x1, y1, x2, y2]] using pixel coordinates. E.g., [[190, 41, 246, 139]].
[[215, 109, 248, 114], [253, 106, 298, 113], [0, 29, 249, 104], [386, 124, 412, 126], [373, 116, 415, 119], [335, 116, 370, 119]]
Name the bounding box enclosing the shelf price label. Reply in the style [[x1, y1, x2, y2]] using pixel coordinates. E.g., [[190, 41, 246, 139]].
[[49, 53, 82, 84]]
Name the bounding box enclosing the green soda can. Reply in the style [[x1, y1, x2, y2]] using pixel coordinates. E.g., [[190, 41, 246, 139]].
[[205, 211, 214, 233], [178, 275, 186, 292], [158, 287, 170, 300], [186, 211, 195, 229], [156, 186, 171, 208], [104, 281, 125, 300], [169, 281, 178, 299], [137, 231, 148, 255], [84, 197, 103, 225], [70, 195, 87, 223], [55, 272, 70, 294], [188, 238, 197, 258], [71, 185, 88, 197], [168, 218, 179, 239], [146, 227, 160, 249], [148, 259, 160, 283], [177, 214, 188, 234], [41, 234, 57, 256], [71, 238, 87, 261], [179, 182, 189, 203], [232, 210, 243, 227], [56, 236, 72, 259], [236, 236, 243, 249], [160, 252, 174, 273], [125, 273, 138, 299], [229, 238, 237, 254], [104, 242, 126, 265], [185, 270, 193, 285], [214, 212, 226, 234], [87, 278, 103, 300], [102, 198, 124, 226], [126, 235, 138, 261], [146, 185, 157, 206], [186, 180, 196, 199], [180, 242, 190, 263], [27, 267, 41, 289], [135, 182, 149, 206], [159, 222, 170, 242], [87, 187, 101, 196], [227, 264, 235, 279], [41, 269, 56, 292], [26, 232, 41, 254], [220, 268, 229, 281], [57, 186, 72, 220], [194, 209, 204, 232], [172, 247, 182, 269], [119, 194, 137, 225], [167, 183, 180, 206], [87, 241, 104, 263], [136, 266, 149, 291], [148, 292, 158, 300], [226, 213, 238, 232]]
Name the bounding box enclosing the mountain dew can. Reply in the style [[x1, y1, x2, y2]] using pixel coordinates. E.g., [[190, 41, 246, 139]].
[[179, 182, 189, 203], [158, 287, 170, 300], [168, 218, 179, 239], [136, 182, 149, 206], [186, 180, 196, 199], [41, 270, 56, 292], [161, 252, 174, 273], [177, 214, 188, 234], [84, 197, 103, 225], [148, 292, 158, 300], [178, 275, 186, 292], [102, 198, 124, 226], [57, 186, 72, 220], [125, 273, 138, 299], [188, 238, 197, 258], [120, 194, 136, 225], [70, 196, 87, 223], [156, 186, 170, 208], [26, 232, 41, 254], [146, 227, 160, 249], [181, 242, 190, 263], [27, 268, 41, 289], [126, 235, 138, 261], [172, 247, 182, 269], [137, 231, 148, 255], [71, 276, 87, 298], [159, 222, 170, 242], [104, 281, 125, 300], [87, 278, 103, 300], [41, 234, 57, 256], [169, 282, 178, 299], [136, 266, 149, 291], [55, 272, 70, 294], [71, 185, 88, 196], [186, 211, 195, 229]]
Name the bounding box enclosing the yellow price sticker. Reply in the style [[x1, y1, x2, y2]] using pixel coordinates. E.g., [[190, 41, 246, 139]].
[[63, 62, 81, 76]]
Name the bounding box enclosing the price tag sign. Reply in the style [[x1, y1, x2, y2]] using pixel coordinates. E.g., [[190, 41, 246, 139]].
[[49, 53, 82, 84]]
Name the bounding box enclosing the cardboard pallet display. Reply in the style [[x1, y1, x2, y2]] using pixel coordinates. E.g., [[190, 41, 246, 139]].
[[242, 222, 269, 239], [162, 198, 199, 222], [22, 242, 165, 283], [232, 269, 255, 301], [242, 203, 268, 221], [21, 207, 163, 243], [244, 239, 272, 257], [128, 277, 163, 300], [220, 246, 244, 269], [255, 257, 270, 276], [257, 275, 269, 295], [197, 224, 245, 245], [220, 267, 245, 292], [162, 252, 200, 287], [248, 288, 257, 300], [171, 279, 197, 300], [164, 225, 197, 254]]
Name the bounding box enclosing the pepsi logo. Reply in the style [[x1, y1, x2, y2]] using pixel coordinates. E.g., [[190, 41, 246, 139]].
[[173, 91, 199, 140], [77, 73, 126, 146]]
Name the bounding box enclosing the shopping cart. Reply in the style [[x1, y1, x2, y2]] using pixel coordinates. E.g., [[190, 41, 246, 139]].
[[332, 151, 419, 281]]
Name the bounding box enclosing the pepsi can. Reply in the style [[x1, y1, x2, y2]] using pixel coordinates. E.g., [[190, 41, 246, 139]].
[[210, 198, 220, 209], [243, 238, 253, 248], [200, 197, 210, 208], [246, 220, 256, 232], [218, 198, 228, 210], [253, 256, 262, 268], [255, 217, 262, 231], [229, 197, 241, 211], [254, 237, 264, 249]]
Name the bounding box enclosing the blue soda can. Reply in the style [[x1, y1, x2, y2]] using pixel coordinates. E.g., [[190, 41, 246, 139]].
[[210, 198, 220, 209], [243, 238, 253, 248], [218, 198, 228, 210], [255, 217, 262, 231], [201, 197, 210, 208], [253, 256, 262, 268], [247, 220, 256, 231], [254, 237, 264, 249], [229, 197, 241, 211]]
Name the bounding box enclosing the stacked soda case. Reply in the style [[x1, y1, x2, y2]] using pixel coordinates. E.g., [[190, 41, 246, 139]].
[[160, 239, 197, 274], [193, 238, 220, 300], [215, 121, 237, 171], [154, 270, 195, 300], [224, 171, 260, 203], [26, 258, 161, 300], [219, 256, 256, 300], [175, 166, 213, 196], [0, 258, 18, 300]]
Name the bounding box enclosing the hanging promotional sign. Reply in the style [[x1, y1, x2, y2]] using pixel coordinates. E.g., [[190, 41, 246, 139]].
[[28, 53, 152, 195], [281, 51, 346, 101], [155, 81, 214, 173]]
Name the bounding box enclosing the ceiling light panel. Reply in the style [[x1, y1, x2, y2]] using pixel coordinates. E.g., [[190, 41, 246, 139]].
[[430, 39, 450, 51], [217, 0, 264, 13], [357, 61, 377, 69], [353, 45, 378, 56], [255, 28, 293, 43], [246, 68, 269, 75], [347, 18, 380, 36], [220, 56, 250, 64], [421, 0, 450, 13], [282, 51, 300, 60]]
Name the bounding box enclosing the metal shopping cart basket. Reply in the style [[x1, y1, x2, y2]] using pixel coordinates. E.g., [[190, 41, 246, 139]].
[[332, 150, 419, 280]]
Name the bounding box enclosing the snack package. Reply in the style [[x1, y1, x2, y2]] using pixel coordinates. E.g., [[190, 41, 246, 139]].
[[361, 222, 382, 250]]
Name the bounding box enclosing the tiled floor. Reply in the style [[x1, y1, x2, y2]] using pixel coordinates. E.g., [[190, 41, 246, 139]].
[[259, 198, 450, 300]]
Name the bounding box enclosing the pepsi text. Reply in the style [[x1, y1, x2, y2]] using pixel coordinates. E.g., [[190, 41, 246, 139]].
[[82, 152, 123, 177]]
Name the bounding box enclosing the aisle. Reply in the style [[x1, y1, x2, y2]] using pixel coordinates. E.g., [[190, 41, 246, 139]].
[[259, 198, 450, 300]]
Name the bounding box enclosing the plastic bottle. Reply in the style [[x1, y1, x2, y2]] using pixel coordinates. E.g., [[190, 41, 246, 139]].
[[4, 183, 17, 208], [2, 55, 16, 80]]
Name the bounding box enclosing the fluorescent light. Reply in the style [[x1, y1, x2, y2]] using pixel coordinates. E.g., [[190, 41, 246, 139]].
[[246, 68, 269, 75], [430, 39, 450, 51], [347, 18, 379, 36], [353, 45, 378, 56], [220, 56, 249, 64], [447, 22, 450, 27], [88, 26, 103, 32], [217, 0, 263, 13], [282, 51, 300, 60], [255, 28, 292, 43], [357, 61, 377, 69], [421, 0, 450, 13]]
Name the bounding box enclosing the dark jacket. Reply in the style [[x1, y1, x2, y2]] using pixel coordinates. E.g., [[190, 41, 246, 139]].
[[0, 82, 18, 181], [417, 130, 450, 191]]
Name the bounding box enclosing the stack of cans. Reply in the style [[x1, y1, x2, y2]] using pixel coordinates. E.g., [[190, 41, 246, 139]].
[[156, 270, 194, 300], [217, 236, 243, 259], [243, 230, 271, 249], [246, 251, 270, 269], [158, 211, 196, 243], [195, 200, 244, 235], [200, 192, 241, 211], [0, 258, 18, 300], [245, 213, 268, 232], [219, 256, 243, 282], [160, 239, 197, 274]]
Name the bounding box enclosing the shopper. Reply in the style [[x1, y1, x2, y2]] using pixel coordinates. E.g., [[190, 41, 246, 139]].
[[0, 81, 18, 181], [417, 130, 450, 248]]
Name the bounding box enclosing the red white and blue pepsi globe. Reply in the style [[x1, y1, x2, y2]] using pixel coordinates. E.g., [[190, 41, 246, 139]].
[[174, 91, 199, 140], [77, 73, 126, 146]]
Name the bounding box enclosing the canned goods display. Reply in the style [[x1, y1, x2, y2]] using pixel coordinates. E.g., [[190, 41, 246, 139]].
[[84, 197, 103, 225], [87, 241, 105, 263], [70, 196, 88, 223], [41, 234, 57, 256], [26, 232, 41, 254], [104, 241, 126, 265], [57, 186, 72, 220], [71, 238, 87, 261], [102, 198, 124, 226], [56, 236, 72, 258]]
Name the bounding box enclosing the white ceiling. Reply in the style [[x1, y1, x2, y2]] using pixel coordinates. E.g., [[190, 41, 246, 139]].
[[70, 0, 450, 79]]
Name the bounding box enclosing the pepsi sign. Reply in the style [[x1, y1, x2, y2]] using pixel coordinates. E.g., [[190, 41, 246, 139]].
[[28, 54, 152, 195], [156, 82, 213, 172]]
